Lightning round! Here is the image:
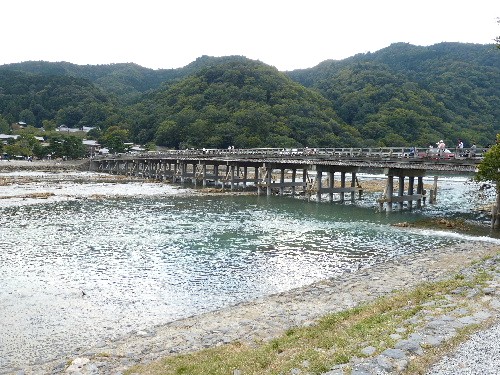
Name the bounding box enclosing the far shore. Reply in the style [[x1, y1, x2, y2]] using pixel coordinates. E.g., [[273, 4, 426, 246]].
[[0, 158, 90, 171]]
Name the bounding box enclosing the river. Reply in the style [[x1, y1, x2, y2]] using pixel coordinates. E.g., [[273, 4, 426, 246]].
[[0, 169, 498, 372]]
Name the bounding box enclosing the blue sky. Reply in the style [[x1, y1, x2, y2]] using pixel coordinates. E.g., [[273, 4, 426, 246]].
[[2, 0, 499, 71]]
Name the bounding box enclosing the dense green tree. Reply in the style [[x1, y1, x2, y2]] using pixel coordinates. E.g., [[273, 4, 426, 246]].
[[42, 119, 56, 132], [19, 109, 36, 125], [46, 134, 86, 159], [476, 135, 500, 227], [99, 126, 129, 153], [3, 133, 43, 157], [0, 115, 9, 133]]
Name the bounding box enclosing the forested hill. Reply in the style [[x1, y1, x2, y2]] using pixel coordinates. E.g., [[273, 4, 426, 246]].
[[0, 61, 183, 103], [0, 42, 499, 149], [0, 56, 251, 103], [287, 42, 500, 147], [0, 69, 117, 128], [127, 60, 361, 148]]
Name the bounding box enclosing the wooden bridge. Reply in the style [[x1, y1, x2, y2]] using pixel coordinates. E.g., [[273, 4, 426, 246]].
[[89, 147, 483, 212]]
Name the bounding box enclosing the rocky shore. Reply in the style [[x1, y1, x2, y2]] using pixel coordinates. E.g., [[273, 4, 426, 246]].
[[16, 242, 498, 375]]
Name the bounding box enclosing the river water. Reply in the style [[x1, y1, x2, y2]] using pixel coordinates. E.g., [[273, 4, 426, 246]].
[[0, 170, 498, 371]]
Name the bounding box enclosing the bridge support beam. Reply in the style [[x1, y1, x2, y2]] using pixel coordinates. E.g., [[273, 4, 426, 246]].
[[313, 166, 361, 203], [280, 169, 285, 196], [379, 168, 426, 212], [258, 163, 309, 196]]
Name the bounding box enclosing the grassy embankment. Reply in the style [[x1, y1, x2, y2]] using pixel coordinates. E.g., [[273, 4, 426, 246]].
[[125, 255, 498, 375]]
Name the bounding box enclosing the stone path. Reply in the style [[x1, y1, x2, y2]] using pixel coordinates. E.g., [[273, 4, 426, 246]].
[[15, 242, 498, 375], [324, 255, 499, 375]]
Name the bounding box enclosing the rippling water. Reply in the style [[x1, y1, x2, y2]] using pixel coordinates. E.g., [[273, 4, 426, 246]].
[[0, 172, 497, 370]]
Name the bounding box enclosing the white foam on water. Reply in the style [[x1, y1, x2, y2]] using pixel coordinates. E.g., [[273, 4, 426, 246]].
[[404, 227, 500, 244]]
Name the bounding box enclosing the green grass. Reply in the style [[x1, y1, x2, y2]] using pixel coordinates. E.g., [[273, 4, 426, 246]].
[[125, 261, 496, 375]]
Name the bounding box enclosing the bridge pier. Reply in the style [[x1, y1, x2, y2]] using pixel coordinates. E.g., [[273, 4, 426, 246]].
[[279, 168, 285, 196], [314, 166, 361, 203], [316, 170, 322, 201], [379, 168, 426, 212], [242, 166, 248, 189], [260, 163, 309, 196], [328, 171, 334, 202]]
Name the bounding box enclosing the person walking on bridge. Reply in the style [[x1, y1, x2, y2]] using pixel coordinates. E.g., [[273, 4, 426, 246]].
[[437, 140, 446, 157], [457, 139, 464, 156]]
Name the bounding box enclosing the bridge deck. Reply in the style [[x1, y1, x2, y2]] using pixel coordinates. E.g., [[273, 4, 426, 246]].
[[95, 147, 482, 173]]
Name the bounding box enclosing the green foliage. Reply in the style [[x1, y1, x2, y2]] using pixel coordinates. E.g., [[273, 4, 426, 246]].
[[42, 119, 56, 132], [475, 135, 500, 189], [289, 43, 500, 148], [19, 109, 36, 125], [46, 134, 86, 159], [3, 133, 43, 158], [0, 115, 10, 133], [133, 60, 358, 149], [0, 69, 119, 129], [99, 126, 130, 153]]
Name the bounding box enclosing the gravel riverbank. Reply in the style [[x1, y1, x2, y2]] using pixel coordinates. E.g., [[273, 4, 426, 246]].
[[426, 322, 500, 375]]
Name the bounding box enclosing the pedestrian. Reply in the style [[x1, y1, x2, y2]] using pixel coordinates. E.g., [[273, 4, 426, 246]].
[[437, 140, 445, 156], [469, 143, 477, 158], [457, 139, 464, 156]]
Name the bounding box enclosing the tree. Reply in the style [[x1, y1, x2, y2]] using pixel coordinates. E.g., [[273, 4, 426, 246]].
[[155, 120, 180, 148], [0, 115, 10, 133], [3, 134, 43, 158], [42, 119, 57, 132], [99, 126, 129, 153], [55, 106, 83, 127], [475, 135, 500, 228], [46, 134, 86, 159], [19, 109, 36, 126]]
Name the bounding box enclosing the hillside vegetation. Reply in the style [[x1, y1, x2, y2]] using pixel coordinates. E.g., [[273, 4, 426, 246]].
[[0, 42, 499, 151], [289, 43, 500, 147]]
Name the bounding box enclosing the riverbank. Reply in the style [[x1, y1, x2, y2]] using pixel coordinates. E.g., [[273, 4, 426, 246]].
[[0, 159, 90, 172], [19, 241, 498, 374]]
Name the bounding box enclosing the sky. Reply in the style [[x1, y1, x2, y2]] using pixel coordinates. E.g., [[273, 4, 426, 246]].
[[2, 0, 499, 71]]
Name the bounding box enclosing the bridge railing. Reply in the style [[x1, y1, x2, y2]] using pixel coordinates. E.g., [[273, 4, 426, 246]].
[[94, 147, 484, 161]]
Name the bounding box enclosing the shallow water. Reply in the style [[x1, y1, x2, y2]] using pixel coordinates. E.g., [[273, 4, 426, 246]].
[[0, 171, 497, 370]]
